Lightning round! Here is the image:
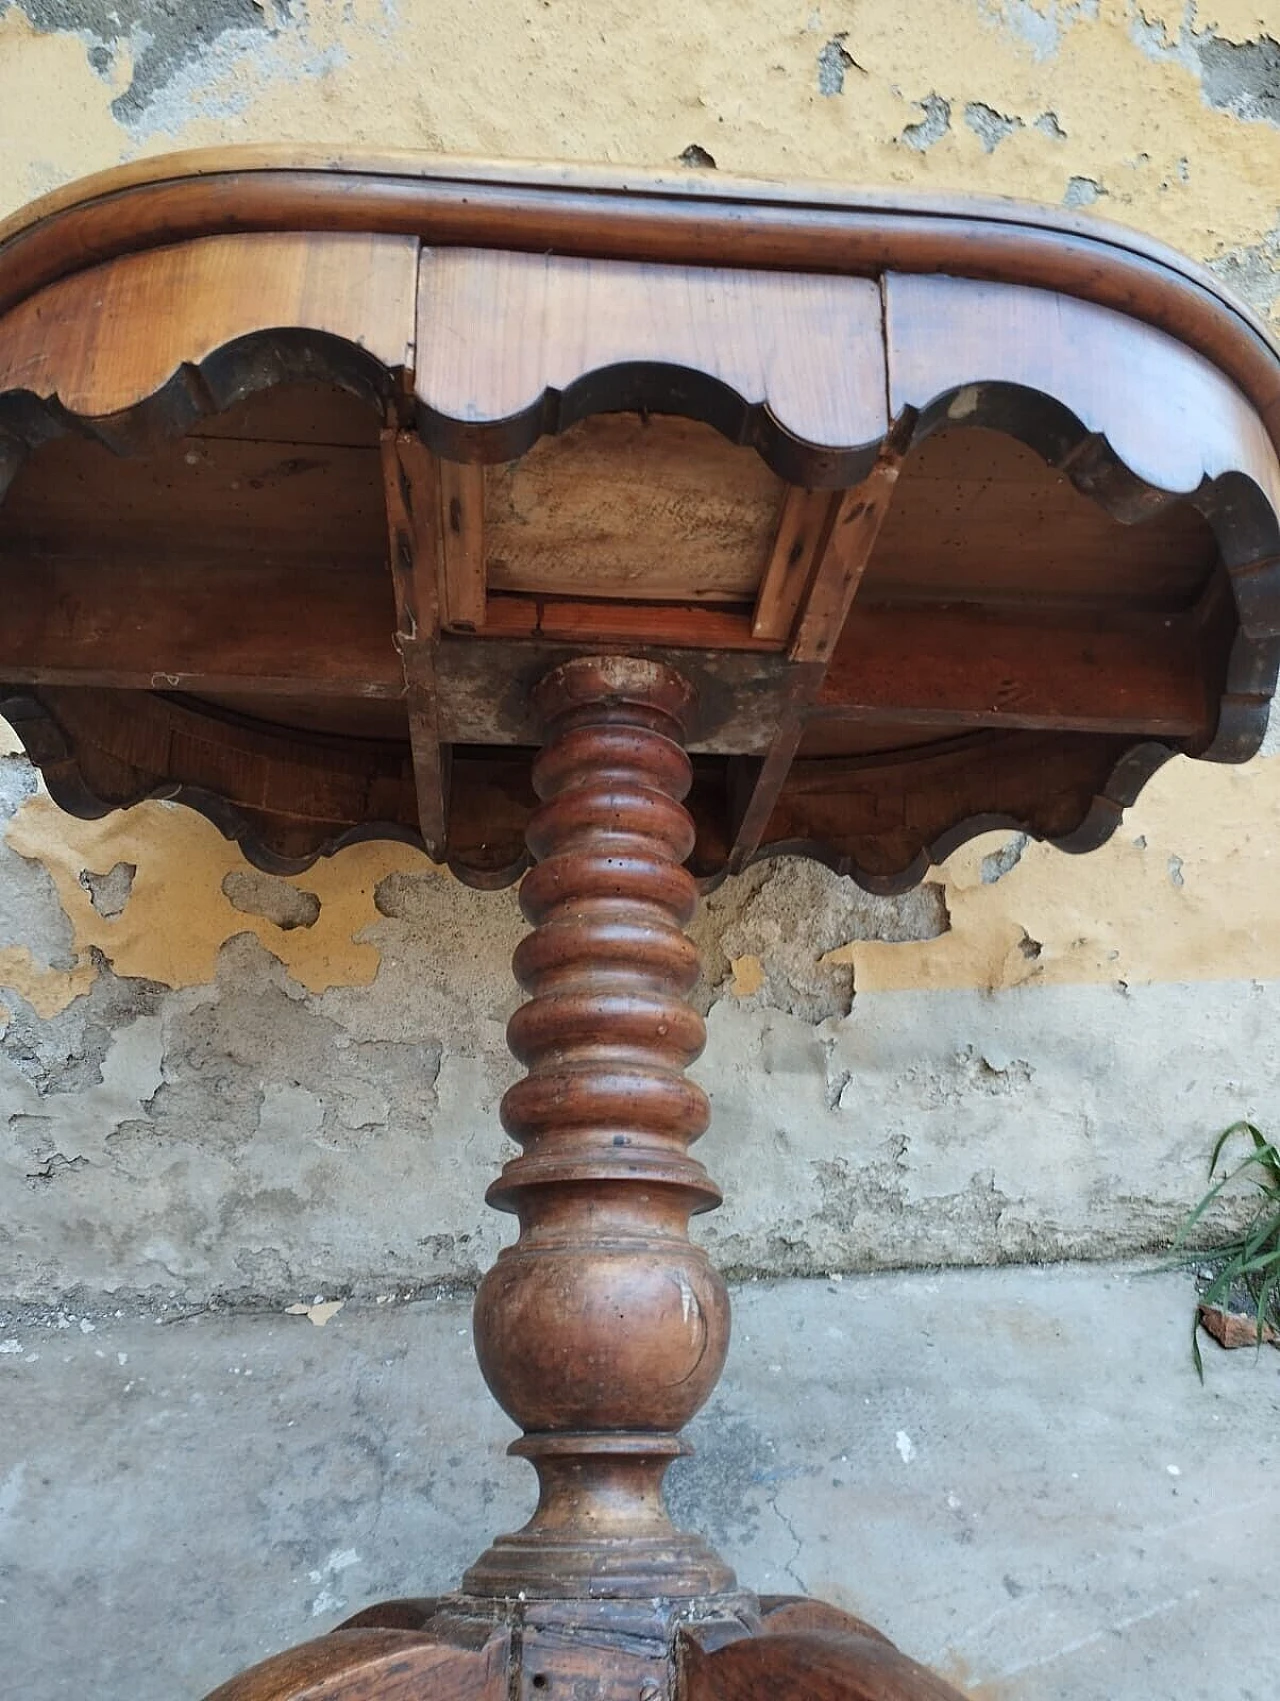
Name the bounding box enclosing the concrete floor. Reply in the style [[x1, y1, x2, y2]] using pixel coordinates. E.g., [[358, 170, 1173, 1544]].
[[1, 1264, 1276, 1701]]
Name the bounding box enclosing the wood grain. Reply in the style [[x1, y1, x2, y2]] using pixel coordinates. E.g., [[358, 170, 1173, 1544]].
[[202, 1627, 508, 1701], [383, 428, 448, 857], [438, 459, 487, 629], [416, 246, 886, 482], [466, 657, 734, 1601], [887, 272, 1280, 516], [752, 486, 838, 641], [682, 1627, 969, 1701], [0, 232, 416, 421], [1, 148, 1276, 467]]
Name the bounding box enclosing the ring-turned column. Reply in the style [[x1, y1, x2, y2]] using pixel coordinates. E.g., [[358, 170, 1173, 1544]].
[[465, 656, 734, 1600]]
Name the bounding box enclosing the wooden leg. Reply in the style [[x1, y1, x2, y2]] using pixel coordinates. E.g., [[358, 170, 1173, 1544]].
[[680, 1598, 970, 1701], [200, 658, 967, 1701], [201, 1624, 509, 1701]]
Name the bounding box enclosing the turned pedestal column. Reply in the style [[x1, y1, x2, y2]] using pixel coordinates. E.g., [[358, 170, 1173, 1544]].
[[204, 657, 969, 1700], [466, 655, 733, 1600]]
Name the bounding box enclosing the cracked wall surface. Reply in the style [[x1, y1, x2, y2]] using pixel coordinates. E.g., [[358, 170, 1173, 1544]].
[[1, 0, 1280, 1305]]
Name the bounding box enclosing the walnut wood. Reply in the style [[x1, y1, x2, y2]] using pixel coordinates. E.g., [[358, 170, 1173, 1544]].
[[382, 429, 447, 858], [5, 153, 1279, 1701], [202, 1627, 509, 1701], [415, 246, 886, 483], [0, 232, 416, 429], [752, 486, 839, 642], [886, 272, 1280, 514], [789, 450, 905, 664], [466, 656, 733, 1598], [2, 151, 1277, 463], [680, 1627, 969, 1701]]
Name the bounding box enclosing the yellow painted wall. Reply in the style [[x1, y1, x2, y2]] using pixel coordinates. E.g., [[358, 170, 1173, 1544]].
[[1, 0, 1278, 1003]]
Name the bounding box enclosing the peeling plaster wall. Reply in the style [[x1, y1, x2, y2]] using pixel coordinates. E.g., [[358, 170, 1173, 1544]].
[[2, 1, 1280, 1305]]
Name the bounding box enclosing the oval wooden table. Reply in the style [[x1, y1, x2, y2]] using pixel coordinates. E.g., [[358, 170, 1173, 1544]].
[[3, 151, 1279, 1700]]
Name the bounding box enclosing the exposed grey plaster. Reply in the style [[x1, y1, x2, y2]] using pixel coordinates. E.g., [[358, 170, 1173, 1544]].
[[222, 868, 321, 931], [2, 747, 1278, 1306], [981, 831, 1028, 883], [691, 857, 949, 1024], [79, 860, 135, 920], [2, 1011, 163, 1179], [1194, 29, 1280, 127], [1210, 220, 1280, 322], [1063, 173, 1102, 206], [677, 143, 717, 168], [965, 100, 1021, 151], [900, 92, 952, 151], [3, 0, 274, 120], [1131, 8, 1280, 129], [978, 0, 1099, 62], [0, 759, 76, 973], [817, 35, 856, 96]]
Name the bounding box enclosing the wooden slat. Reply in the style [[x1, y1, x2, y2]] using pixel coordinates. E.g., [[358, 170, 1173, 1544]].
[[0, 554, 1210, 741], [478, 594, 773, 652], [382, 428, 448, 857], [885, 272, 1280, 517], [416, 247, 887, 478], [0, 429, 388, 566], [0, 231, 418, 419], [751, 487, 834, 641], [789, 449, 903, 663], [438, 459, 487, 629], [731, 451, 905, 861], [0, 553, 403, 695], [813, 601, 1210, 736]]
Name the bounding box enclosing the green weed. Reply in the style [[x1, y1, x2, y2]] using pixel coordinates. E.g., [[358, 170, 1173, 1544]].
[[1171, 1120, 1280, 1381]]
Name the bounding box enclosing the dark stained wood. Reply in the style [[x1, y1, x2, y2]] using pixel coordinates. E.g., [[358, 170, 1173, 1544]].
[[755, 731, 1163, 891], [382, 429, 447, 857], [681, 1627, 969, 1700], [202, 1627, 509, 1701], [466, 657, 733, 1600]]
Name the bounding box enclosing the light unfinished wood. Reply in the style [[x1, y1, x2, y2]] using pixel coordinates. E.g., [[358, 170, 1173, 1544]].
[[416, 246, 887, 466], [0, 232, 417, 420], [790, 450, 904, 662], [752, 487, 837, 641], [486, 415, 783, 605]]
